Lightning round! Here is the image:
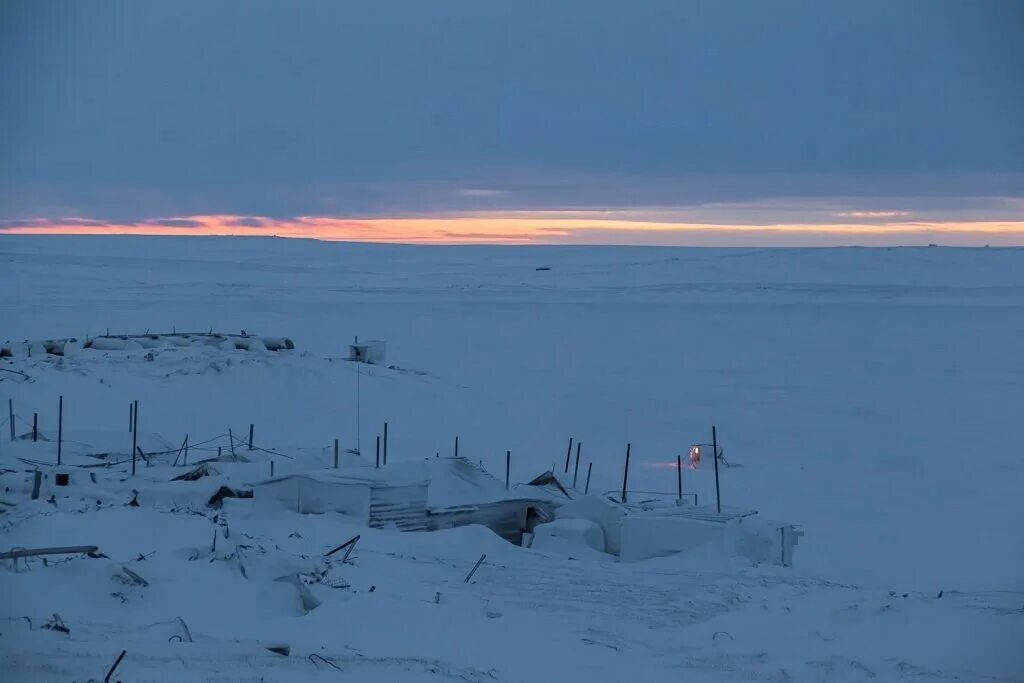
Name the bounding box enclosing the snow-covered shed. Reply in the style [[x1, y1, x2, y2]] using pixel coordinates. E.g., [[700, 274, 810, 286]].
[[250, 456, 557, 543]]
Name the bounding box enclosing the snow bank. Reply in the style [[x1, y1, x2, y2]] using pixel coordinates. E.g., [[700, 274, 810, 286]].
[[530, 518, 606, 556]]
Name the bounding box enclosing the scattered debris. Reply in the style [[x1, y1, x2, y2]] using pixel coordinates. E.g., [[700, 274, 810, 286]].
[[324, 534, 360, 563], [42, 613, 70, 635], [207, 485, 253, 508], [265, 643, 291, 656], [172, 463, 217, 482], [114, 566, 149, 587], [309, 653, 343, 671]]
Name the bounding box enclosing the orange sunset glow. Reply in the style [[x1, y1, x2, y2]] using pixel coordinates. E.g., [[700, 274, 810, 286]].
[[4, 214, 1024, 245]]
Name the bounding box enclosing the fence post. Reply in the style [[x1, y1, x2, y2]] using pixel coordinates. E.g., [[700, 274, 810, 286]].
[[375, 435, 380, 468], [677, 454, 683, 500], [57, 396, 63, 466], [620, 443, 631, 503], [505, 450, 511, 490], [131, 400, 138, 476], [33, 413, 38, 442], [334, 439, 339, 469], [454, 436, 459, 458], [585, 462, 593, 494], [564, 437, 573, 473], [712, 425, 721, 514], [383, 422, 388, 465], [9, 399, 14, 441], [248, 424, 254, 450], [573, 442, 581, 488]]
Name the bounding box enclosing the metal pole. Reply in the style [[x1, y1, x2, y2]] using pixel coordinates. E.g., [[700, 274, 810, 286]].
[[585, 462, 593, 494], [505, 450, 511, 490], [9, 399, 14, 441], [621, 443, 631, 503], [383, 421, 388, 465], [334, 439, 339, 468], [131, 400, 138, 476], [57, 396, 63, 465], [712, 425, 721, 514], [677, 454, 682, 500], [356, 363, 361, 455], [564, 437, 573, 473], [375, 435, 380, 468], [248, 424, 254, 450], [33, 413, 38, 442], [573, 442, 581, 488], [454, 436, 459, 458], [129, 402, 133, 432]]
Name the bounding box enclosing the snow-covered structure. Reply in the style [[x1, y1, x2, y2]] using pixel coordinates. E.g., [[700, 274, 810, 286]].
[[250, 456, 556, 543], [348, 339, 386, 364]]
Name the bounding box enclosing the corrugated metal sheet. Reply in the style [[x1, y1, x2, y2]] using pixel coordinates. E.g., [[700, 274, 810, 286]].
[[367, 482, 430, 532]]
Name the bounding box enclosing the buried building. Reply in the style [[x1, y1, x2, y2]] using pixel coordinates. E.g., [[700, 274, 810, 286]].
[[250, 456, 557, 544]]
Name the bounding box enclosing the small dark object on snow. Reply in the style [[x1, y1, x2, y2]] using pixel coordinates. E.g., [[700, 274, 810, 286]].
[[937, 591, 943, 598], [173, 463, 216, 482], [535, 266, 551, 271], [127, 491, 139, 507], [55, 473, 69, 486], [265, 644, 291, 656], [42, 613, 69, 635], [207, 486, 253, 508], [368, 585, 376, 592], [324, 534, 360, 562], [309, 654, 343, 671]]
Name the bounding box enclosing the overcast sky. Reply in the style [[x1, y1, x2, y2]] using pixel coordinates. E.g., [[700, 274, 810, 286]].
[[1, 1, 1022, 243]]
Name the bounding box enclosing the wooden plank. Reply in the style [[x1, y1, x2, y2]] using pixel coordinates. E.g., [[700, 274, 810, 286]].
[[0, 545, 98, 560]]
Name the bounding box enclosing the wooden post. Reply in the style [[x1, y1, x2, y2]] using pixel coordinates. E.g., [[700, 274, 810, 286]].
[[33, 413, 38, 442], [270, 461, 274, 477], [131, 400, 138, 476], [334, 439, 339, 469], [57, 395, 63, 465], [712, 425, 721, 514], [621, 443, 631, 503], [129, 402, 133, 432], [8, 399, 14, 441], [248, 424, 254, 450], [585, 462, 593, 494], [573, 442, 581, 488], [677, 454, 683, 500], [375, 435, 380, 468], [454, 436, 459, 458], [183, 435, 189, 466], [505, 450, 511, 490], [228, 429, 236, 458], [383, 421, 388, 465], [564, 437, 573, 473]]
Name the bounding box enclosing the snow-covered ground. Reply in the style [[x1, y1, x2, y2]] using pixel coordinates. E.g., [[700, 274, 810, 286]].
[[1, 236, 1022, 681]]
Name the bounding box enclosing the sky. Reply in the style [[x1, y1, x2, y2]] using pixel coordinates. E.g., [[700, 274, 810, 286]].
[[1, 0, 1022, 245]]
